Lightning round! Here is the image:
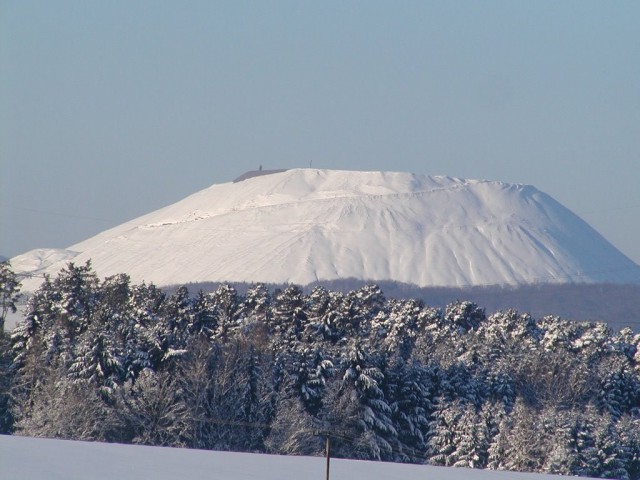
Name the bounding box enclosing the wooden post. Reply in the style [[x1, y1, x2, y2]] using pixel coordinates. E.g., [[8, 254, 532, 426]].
[[325, 433, 331, 480]]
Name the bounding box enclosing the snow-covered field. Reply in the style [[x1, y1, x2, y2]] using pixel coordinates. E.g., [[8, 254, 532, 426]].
[[0, 435, 593, 480], [12, 169, 640, 292]]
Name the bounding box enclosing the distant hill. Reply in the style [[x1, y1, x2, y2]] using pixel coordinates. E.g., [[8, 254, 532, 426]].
[[11, 168, 640, 293]]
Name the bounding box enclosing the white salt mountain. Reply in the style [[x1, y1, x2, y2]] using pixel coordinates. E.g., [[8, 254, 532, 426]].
[[12, 169, 640, 290]]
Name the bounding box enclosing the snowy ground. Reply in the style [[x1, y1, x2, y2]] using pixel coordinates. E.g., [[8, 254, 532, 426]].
[[0, 435, 593, 480]]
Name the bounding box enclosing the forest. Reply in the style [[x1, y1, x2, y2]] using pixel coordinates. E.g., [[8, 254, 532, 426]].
[[0, 261, 639, 479]]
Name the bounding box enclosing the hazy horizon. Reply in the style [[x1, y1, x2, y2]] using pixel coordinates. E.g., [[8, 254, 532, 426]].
[[2, 1, 639, 263]]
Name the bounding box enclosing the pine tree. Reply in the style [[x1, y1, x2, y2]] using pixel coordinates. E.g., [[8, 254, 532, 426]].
[[617, 415, 640, 480], [452, 403, 488, 469], [444, 301, 485, 334], [51, 261, 100, 342], [495, 399, 552, 473], [0, 260, 21, 334], [188, 290, 217, 338], [68, 322, 122, 397], [486, 412, 509, 471], [306, 286, 345, 343], [162, 285, 193, 349], [10, 276, 59, 419], [320, 341, 396, 461], [270, 285, 309, 356], [540, 408, 581, 476], [371, 298, 422, 360], [196, 333, 274, 452], [128, 282, 168, 371], [174, 336, 215, 449], [339, 284, 385, 338], [483, 400, 508, 471], [209, 284, 242, 341], [427, 398, 462, 466], [0, 333, 14, 432], [593, 419, 630, 480], [385, 360, 434, 462], [598, 363, 639, 420], [240, 283, 272, 324]]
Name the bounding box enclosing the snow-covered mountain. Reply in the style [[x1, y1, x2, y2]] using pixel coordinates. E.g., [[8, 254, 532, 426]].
[[12, 169, 640, 291]]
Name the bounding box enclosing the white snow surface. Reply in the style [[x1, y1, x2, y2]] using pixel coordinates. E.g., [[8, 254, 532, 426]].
[[12, 168, 640, 291], [0, 435, 595, 480]]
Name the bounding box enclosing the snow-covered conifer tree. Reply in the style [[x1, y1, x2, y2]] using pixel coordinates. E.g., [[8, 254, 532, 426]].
[[451, 403, 488, 469], [0, 260, 21, 334], [320, 341, 396, 461]]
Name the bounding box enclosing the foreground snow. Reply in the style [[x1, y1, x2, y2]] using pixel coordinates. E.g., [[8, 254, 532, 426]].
[[12, 168, 640, 292], [0, 435, 594, 480]]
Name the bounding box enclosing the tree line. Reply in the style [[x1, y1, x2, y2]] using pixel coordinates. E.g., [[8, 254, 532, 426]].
[[1, 260, 639, 479]]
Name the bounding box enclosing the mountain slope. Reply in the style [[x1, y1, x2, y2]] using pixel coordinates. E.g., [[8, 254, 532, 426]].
[[12, 169, 640, 290]]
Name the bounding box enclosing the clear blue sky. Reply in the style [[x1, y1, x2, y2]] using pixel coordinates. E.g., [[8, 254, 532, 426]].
[[1, 1, 639, 263]]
